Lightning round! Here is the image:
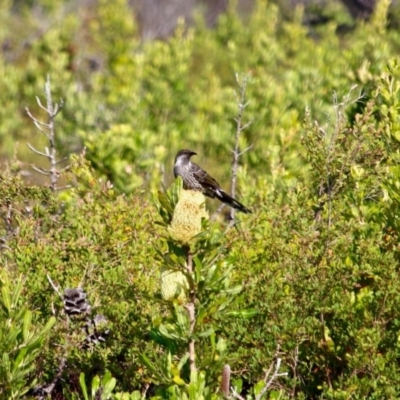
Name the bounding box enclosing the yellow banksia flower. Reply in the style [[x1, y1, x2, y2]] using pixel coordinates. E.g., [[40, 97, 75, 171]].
[[160, 268, 189, 301], [168, 190, 208, 243]]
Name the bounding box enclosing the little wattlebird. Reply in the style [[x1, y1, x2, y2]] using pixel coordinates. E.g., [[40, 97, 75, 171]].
[[173, 149, 252, 214]]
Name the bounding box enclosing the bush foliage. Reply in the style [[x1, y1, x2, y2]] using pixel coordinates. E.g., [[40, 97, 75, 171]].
[[3, 0, 400, 398]]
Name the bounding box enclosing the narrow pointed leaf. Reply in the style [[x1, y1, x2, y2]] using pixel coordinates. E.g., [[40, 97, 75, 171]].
[[79, 373, 89, 400]]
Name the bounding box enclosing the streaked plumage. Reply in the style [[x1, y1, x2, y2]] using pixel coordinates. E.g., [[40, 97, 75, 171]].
[[173, 149, 252, 214]]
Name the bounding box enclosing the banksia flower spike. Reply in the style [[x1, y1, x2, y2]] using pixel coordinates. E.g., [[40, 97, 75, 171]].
[[168, 190, 208, 244]]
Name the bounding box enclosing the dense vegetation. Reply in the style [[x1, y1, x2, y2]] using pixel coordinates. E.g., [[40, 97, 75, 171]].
[[3, 0, 400, 398]]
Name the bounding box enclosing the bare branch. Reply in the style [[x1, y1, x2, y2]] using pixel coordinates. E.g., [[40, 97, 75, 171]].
[[55, 157, 69, 165], [53, 98, 64, 117], [46, 274, 63, 300], [55, 185, 72, 191], [240, 120, 253, 131], [255, 357, 288, 400], [36, 95, 49, 113], [4, 199, 13, 236], [27, 143, 50, 158], [231, 144, 253, 158], [25, 108, 49, 130], [230, 387, 246, 400], [211, 203, 226, 221], [186, 250, 196, 373], [26, 76, 66, 191], [58, 165, 71, 173], [141, 382, 150, 398], [31, 165, 51, 176], [229, 73, 252, 225], [33, 357, 66, 396]]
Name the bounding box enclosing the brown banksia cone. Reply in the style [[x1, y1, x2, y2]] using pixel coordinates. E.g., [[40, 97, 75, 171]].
[[168, 190, 208, 243]]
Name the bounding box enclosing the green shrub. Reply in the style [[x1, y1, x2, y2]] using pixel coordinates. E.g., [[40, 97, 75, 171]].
[[4, 0, 400, 398]]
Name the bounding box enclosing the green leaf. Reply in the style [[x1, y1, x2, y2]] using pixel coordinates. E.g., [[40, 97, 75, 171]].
[[197, 327, 215, 338], [177, 353, 189, 371], [79, 373, 89, 400], [102, 376, 117, 398], [221, 285, 242, 295], [1, 284, 11, 315], [22, 310, 32, 341], [38, 316, 56, 335], [92, 375, 100, 397], [225, 309, 258, 318], [12, 346, 29, 373], [253, 379, 265, 396]]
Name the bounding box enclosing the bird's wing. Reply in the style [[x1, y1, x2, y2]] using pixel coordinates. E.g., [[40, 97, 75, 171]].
[[192, 163, 220, 190]]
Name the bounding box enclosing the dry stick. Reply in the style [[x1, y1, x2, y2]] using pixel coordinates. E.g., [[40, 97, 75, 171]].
[[231, 345, 288, 400], [320, 312, 332, 390], [0, 200, 14, 250], [47, 274, 64, 300], [231, 388, 246, 400], [230, 73, 253, 225], [255, 357, 288, 400], [221, 364, 231, 398], [5, 199, 13, 235], [39, 357, 66, 396], [290, 345, 299, 397], [46, 274, 64, 316], [186, 249, 196, 373], [26, 75, 66, 192]]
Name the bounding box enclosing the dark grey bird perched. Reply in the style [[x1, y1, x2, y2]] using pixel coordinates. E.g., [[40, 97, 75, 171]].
[[174, 149, 252, 214]]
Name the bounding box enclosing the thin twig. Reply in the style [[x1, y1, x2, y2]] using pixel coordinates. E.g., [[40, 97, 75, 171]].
[[26, 75, 67, 191], [47, 274, 64, 300], [320, 312, 332, 390], [230, 387, 246, 400], [141, 382, 150, 397], [256, 358, 288, 399], [33, 357, 66, 396], [290, 345, 299, 397], [229, 73, 252, 225], [27, 143, 50, 158], [55, 157, 69, 165], [186, 249, 196, 373], [251, 345, 288, 400], [211, 203, 226, 221], [31, 166, 51, 176], [55, 185, 72, 191]]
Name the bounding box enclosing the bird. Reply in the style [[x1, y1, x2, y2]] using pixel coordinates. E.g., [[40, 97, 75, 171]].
[[173, 149, 252, 214]]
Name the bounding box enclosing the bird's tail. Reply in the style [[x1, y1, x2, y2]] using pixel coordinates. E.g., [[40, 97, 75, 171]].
[[216, 190, 252, 214]]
